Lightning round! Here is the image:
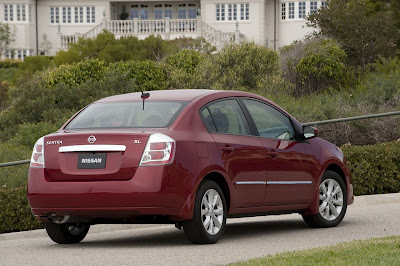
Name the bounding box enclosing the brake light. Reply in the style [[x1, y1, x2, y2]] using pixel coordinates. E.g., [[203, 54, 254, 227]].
[[140, 133, 175, 166], [30, 137, 45, 168]]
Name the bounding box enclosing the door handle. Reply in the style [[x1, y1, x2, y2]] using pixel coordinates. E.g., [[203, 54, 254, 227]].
[[221, 146, 234, 153], [267, 150, 278, 159]]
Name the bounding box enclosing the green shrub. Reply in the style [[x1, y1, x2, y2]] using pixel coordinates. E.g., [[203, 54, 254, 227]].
[[0, 142, 31, 189], [0, 59, 21, 68], [10, 122, 59, 149], [0, 67, 18, 82], [17, 56, 53, 77], [342, 141, 400, 195], [0, 187, 42, 233]]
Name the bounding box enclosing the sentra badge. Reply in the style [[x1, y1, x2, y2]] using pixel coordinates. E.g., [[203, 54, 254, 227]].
[[46, 140, 62, 145]]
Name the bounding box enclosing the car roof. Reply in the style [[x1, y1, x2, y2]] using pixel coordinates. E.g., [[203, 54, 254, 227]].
[[97, 89, 218, 102]]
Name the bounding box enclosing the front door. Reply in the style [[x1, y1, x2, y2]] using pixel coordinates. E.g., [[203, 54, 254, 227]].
[[200, 99, 267, 208], [241, 99, 317, 206]]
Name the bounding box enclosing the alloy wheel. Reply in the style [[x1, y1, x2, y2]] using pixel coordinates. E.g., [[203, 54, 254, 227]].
[[201, 189, 224, 235], [319, 178, 344, 221]]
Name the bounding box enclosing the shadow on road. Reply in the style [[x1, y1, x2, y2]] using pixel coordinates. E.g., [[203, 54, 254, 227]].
[[54, 217, 320, 248]]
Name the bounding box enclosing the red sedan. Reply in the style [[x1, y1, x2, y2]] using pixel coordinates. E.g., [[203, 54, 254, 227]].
[[28, 90, 354, 244]]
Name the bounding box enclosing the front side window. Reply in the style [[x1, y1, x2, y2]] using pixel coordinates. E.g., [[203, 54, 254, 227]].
[[243, 99, 295, 140], [66, 101, 187, 129], [202, 100, 251, 135]]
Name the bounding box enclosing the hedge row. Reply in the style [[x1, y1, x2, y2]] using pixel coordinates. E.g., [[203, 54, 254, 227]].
[[0, 187, 42, 234], [0, 59, 22, 68], [0, 141, 399, 234], [342, 141, 400, 195]]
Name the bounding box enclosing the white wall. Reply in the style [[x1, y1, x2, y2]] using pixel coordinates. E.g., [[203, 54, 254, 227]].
[[201, 0, 266, 46]]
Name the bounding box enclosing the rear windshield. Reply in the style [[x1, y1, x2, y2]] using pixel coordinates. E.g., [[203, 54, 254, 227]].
[[65, 101, 188, 129]]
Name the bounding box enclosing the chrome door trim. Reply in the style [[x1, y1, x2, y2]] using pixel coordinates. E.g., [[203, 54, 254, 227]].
[[59, 145, 126, 153], [235, 181, 267, 185], [267, 181, 312, 185]]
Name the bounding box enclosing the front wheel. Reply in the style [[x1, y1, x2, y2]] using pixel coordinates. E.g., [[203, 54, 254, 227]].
[[302, 170, 348, 228], [183, 180, 227, 244], [44, 222, 90, 244]]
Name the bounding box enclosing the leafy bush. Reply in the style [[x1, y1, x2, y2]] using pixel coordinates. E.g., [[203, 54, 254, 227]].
[[0, 59, 21, 68], [195, 42, 280, 92], [17, 56, 53, 77], [281, 39, 348, 96], [0, 187, 42, 233], [0, 142, 31, 189], [10, 122, 59, 149], [53, 32, 183, 65], [342, 141, 400, 195]]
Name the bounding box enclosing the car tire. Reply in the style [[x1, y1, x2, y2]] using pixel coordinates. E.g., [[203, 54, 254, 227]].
[[44, 222, 90, 244], [302, 170, 348, 228], [183, 180, 227, 244]]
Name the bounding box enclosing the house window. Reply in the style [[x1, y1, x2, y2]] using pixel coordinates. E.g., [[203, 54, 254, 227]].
[[140, 5, 149, 19], [17, 50, 22, 60], [288, 3, 294, 19], [178, 4, 187, 19], [75, 7, 78, 23], [299, 2, 306, 18], [63, 7, 67, 23], [321, 1, 326, 8], [22, 5, 26, 21], [55, 7, 59, 23], [228, 4, 232, 21], [17, 5, 21, 21], [221, 4, 225, 20], [165, 4, 172, 18], [233, 4, 237, 20], [79, 7, 83, 23], [68, 7, 71, 23], [216, 4, 220, 21], [91, 7, 95, 23], [29, 5, 32, 22], [188, 4, 197, 19], [245, 4, 249, 20], [310, 1, 318, 14], [9, 4, 14, 21], [5, 4, 9, 21], [50, 7, 54, 23], [281, 3, 286, 20], [155, 9, 162, 20], [86, 6, 90, 23]]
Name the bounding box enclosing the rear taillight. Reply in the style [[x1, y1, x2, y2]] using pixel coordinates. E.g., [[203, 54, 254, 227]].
[[30, 137, 45, 168], [140, 133, 175, 166]]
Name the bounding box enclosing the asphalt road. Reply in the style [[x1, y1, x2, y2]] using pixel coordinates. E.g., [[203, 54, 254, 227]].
[[1, 193, 399, 266]]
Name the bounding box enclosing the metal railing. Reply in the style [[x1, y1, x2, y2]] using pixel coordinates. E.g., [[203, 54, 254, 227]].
[[1, 110, 400, 168], [303, 110, 400, 127]]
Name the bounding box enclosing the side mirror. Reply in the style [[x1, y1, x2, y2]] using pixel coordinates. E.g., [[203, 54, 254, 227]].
[[303, 126, 318, 139]]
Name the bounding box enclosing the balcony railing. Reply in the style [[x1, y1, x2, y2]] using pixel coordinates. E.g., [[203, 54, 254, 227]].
[[58, 18, 246, 49]]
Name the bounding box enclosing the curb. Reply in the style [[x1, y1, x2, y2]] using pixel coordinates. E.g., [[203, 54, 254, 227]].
[[1, 192, 399, 241]]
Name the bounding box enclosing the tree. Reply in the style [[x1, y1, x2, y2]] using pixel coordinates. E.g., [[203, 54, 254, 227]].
[[0, 23, 15, 57], [307, 0, 399, 68]]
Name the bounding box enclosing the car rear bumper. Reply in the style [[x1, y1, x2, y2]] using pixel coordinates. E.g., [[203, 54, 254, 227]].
[[28, 166, 195, 222]]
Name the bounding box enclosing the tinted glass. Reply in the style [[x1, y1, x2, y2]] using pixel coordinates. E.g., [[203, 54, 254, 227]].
[[205, 99, 251, 135], [243, 99, 295, 140], [66, 101, 187, 129]]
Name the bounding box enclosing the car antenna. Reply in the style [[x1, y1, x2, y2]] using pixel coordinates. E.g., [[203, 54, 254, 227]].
[[140, 88, 150, 110]]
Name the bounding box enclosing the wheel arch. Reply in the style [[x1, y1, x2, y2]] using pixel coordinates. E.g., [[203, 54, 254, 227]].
[[325, 163, 347, 189], [202, 171, 232, 213]]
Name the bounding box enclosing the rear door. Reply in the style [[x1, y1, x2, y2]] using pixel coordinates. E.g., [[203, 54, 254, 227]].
[[240, 98, 317, 206], [200, 99, 267, 208]]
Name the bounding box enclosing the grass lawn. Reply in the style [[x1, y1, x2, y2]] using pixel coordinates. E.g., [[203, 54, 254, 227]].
[[233, 236, 400, 265]]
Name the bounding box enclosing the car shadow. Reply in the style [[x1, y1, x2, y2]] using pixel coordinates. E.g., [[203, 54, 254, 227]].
[[52, 217, 330, 248]]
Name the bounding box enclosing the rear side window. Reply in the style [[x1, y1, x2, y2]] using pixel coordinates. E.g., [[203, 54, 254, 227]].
[[66, 101, 187, 129], [201, 99, 251, 135], [242, 99, 295, 140]]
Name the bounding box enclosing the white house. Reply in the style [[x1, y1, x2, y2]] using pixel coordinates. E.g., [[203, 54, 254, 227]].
[[0, 0, 325, 60]]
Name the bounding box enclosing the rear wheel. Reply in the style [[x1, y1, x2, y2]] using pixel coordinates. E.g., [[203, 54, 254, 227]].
[[183, 180, 227, 244], [44, 222, 90, 244], [302, 170, 347, 228]]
